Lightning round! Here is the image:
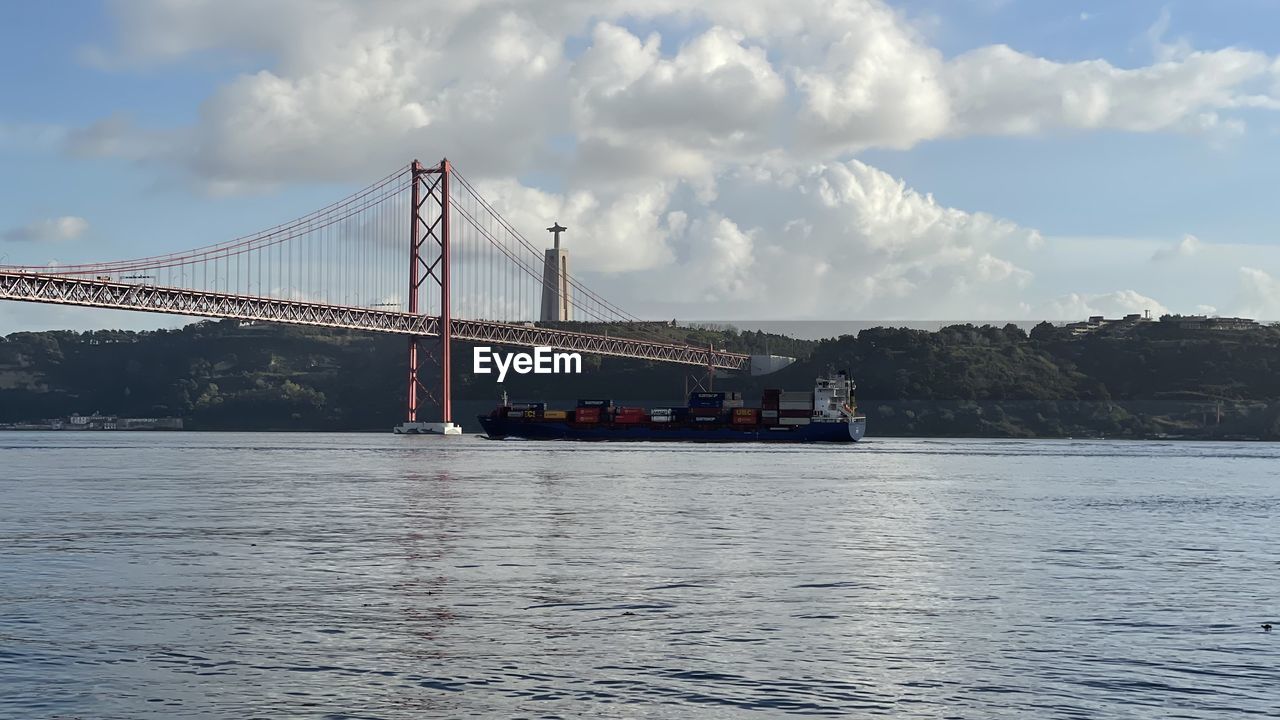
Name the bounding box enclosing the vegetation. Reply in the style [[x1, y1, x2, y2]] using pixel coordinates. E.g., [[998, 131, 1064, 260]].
[[3, 318, 1280, 439]]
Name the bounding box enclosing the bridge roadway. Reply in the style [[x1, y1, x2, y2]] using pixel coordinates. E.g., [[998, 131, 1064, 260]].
[[0, 271, 750, 370]]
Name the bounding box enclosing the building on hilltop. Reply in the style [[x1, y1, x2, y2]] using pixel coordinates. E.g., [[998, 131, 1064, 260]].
[[1064, 312, 1153, 337], [1159, 314, 1259, 331]]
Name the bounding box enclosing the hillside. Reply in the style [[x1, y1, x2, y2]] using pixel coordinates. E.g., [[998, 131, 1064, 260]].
[[2, 318, 1279, 438]]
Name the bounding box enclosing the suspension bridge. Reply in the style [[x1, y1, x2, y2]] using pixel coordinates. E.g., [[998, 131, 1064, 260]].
[[0, 159, 760, 433]]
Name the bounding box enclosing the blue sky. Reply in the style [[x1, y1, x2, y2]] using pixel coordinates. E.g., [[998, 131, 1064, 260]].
[[4, 0, 1280, 329]]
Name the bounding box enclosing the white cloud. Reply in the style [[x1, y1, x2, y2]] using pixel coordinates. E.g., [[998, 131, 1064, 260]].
[[1043, 290, 1169, 320], [790, 1, 951, 153], [1151, 234, 1202, 262], [583, 157, 1042, 319], [72, 0, 1280, 189], [944, 45, 1270, 138], [1235, 267, 1280, 319], [472, 178, 678, 274], [2, 217, 89, 244]]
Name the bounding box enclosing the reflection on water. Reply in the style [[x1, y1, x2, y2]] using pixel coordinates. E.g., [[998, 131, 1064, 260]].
[[1, 434, 1278, 718]]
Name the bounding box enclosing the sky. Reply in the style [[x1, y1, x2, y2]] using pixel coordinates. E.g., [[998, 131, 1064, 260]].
[[4, 0, 1280, 332]]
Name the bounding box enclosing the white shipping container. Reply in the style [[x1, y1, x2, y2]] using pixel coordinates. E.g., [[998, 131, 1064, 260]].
[[723, 400, 744, 408], [778, 401, 813, 410], [650, 408, 674, 415], [779, 417, 811, 426], [760, 410, 779, 418], [651, 416, 673, 423]]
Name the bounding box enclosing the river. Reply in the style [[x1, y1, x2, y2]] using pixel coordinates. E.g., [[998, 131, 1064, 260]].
[[1, 433, 1277, 718]]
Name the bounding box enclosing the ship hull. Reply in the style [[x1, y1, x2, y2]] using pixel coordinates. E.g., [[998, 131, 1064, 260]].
[[478, 416, 867, 442]]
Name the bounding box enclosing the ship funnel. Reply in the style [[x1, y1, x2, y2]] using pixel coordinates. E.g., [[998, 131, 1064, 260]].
[[749, 354, 796, 376]]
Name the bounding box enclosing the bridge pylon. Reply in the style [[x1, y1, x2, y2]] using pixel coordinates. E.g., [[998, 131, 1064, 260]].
[[395, 158, 461, 436]]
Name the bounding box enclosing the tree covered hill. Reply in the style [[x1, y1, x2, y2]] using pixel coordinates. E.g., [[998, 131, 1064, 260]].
[[2, 318, 1279, 438]]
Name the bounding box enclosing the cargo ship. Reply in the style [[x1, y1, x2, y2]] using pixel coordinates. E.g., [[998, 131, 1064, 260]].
[[478, 373, 867, 442]]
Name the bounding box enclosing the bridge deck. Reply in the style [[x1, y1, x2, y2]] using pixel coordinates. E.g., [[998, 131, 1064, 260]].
[[0, 272, 750, 370]]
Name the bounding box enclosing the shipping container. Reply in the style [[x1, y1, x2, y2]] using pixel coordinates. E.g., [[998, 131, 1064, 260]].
[[691, 392, 725, 400], [542, 410, 568, 420], [510, 402, 546, 411], [574, 408, 601, 419], [732, 407, 757, 416], [650, 416, 673, 423], [505, 410, 526, 419], [577, 399, 613, 407], [731, 415, 756, 425], [779, 417, 812, 426], [722, 399, 745, 408], [760, 409, 779, 418], [523, 410, 536, 418], [779, 409, 812, 418], [649, 408, 674, 416], [614, 415, 644, 424], [688, 400, 723, 409], [692, 415, 718, 423]]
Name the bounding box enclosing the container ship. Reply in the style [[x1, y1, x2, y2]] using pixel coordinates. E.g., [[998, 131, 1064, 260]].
[[478, 373, 867, 442]]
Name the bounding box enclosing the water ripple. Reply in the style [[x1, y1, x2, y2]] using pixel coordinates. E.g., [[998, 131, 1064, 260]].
[[1, 433, 1278, 718]]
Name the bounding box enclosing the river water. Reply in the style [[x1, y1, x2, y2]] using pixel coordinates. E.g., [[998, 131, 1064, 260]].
[[1, 434, 1277, 718]]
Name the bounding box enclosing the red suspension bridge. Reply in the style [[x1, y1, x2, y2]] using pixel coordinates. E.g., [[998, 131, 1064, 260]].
[[0, 159, 755, 432]]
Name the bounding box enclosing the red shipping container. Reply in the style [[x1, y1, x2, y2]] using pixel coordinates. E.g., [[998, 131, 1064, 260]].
[[575, 408, 601, 422], [614, 415, 644, 424], [731, 415, 756, 425]]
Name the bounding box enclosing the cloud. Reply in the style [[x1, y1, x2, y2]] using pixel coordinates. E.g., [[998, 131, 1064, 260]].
[[1151, 234, 1202, 262], [2, 217, 89, 244], [72, 0, 1280, 190], [943, 45, 1270, 139], [1235, 267, 1280, 319], [556, 156, 1043, 319], [1043, 290, 1169, 320]]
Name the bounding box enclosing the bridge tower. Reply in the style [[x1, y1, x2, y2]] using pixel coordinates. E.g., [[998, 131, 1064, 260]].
[[396, 158, 462, 436]]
